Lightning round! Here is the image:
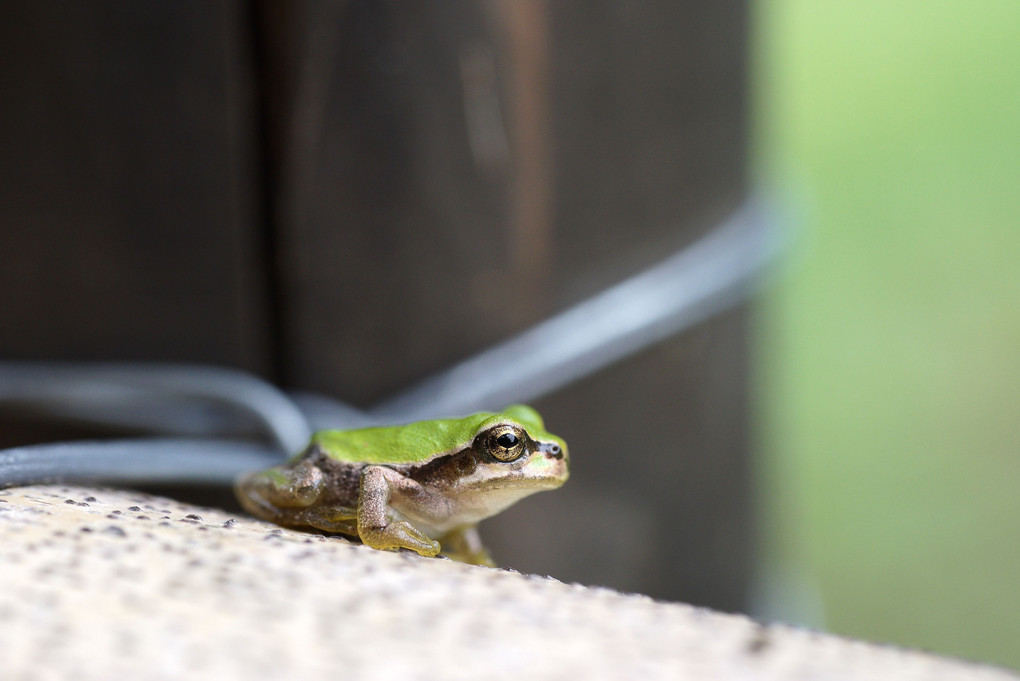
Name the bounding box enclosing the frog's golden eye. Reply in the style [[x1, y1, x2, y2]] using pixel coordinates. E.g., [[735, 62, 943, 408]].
[[485, 426, 526, 462]]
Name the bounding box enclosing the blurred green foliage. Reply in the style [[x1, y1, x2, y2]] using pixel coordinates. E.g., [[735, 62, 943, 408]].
[[754, 0, 1020, 669]]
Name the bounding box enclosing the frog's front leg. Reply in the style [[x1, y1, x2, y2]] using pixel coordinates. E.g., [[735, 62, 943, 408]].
[[439, 526, 495, 567], [357, 465, 444, 557]]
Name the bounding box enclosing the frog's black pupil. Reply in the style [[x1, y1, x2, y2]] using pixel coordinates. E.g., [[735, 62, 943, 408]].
[[496, 433, 519, 449]]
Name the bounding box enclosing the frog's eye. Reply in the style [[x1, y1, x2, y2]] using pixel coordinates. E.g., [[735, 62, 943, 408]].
[[486, 426, 526, 462]]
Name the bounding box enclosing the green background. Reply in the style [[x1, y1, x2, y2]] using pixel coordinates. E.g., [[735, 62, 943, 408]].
[[754, 0, 1020, 669]]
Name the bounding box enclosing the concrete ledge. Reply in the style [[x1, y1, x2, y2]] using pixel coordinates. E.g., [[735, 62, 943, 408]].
[[0, 485, 1014, 681]]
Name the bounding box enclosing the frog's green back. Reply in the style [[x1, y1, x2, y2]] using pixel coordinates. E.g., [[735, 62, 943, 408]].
[[308, 405, 555, 465]]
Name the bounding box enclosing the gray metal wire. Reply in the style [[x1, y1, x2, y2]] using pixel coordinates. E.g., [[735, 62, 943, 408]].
[[0, 439, 281, 487], [371, 198, 782, 420], [0, 363, 313, 454], [0, 197, 782, 487]]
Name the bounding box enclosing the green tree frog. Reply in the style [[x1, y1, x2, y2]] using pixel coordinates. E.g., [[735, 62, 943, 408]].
[[235, 405, 568, 566]]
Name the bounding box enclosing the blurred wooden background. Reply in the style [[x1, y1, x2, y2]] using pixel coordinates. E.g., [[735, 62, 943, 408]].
[[0, 0, 750, 612]]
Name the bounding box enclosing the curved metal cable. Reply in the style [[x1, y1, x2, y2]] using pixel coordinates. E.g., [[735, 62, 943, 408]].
[[0, 363, 312, 454], [372, 197, 783, 420], [0, 439, 281, 487], [0, 197, 782, 488]]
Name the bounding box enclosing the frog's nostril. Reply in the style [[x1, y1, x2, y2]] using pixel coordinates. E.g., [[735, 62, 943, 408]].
[[542, 443, 563, 459]]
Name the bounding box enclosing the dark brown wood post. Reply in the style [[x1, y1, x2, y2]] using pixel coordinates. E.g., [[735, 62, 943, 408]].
[[0, 0, 751, 610], [260, 0, 751, 609], [0, 1, 271, 444]]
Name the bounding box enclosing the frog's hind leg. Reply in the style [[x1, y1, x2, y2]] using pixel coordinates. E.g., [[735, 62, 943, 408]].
[[235, 459, 325, 526], [298, 505, 359, 536], [439, 525, 496, 567]]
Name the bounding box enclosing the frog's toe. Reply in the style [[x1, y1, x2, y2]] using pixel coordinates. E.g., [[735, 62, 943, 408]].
[[441, 548, 496, 567], [360, 520, 441, 558]]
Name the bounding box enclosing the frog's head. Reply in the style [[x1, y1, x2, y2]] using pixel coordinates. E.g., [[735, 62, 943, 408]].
[[411, 405, 568, 519], [469, 404, 569, 491]]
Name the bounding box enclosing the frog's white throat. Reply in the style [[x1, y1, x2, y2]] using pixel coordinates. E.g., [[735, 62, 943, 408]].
[[394, 483, 556, 537]]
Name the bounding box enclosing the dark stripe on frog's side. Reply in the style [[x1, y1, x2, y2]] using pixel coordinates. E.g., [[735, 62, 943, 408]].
[[299, 444, 477, 506], [302, 431, 561, 504], [404, 434, 563, 487], [405, 447, 480, 487], [289, 443, 471, 510], [300, 445, 373, 508]]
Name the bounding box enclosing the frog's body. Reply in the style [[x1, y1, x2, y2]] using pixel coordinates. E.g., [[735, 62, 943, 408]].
[[235, 405, 568, 566]]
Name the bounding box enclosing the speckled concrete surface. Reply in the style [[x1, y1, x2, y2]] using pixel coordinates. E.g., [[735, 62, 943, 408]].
[[0, 485, 1014, 681]]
